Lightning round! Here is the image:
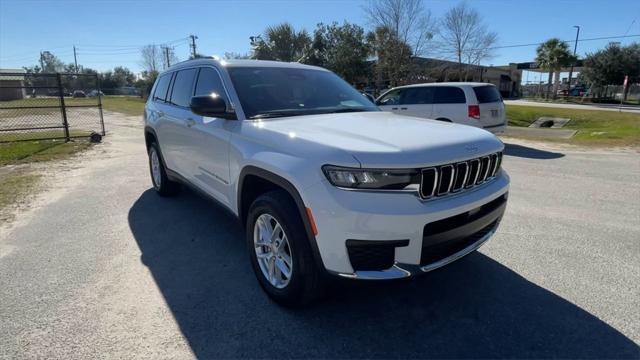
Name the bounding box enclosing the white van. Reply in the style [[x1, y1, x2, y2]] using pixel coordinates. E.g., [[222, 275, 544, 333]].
[[376, 83, 506, 133]]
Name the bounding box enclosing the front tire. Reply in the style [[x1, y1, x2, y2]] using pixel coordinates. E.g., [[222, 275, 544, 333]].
[[246, 190, 323, 306], [148, 142, 179, 196]]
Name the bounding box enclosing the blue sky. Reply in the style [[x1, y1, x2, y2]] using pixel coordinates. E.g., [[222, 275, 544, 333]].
[[1, 0, 639, 79]]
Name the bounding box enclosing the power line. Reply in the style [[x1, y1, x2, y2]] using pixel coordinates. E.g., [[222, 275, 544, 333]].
[[77, 49, 142, 55], [75, 37, 189, 49], [430, 34, 640, 57], [624, 19, 637, 36], [483, 34, 639, 51]]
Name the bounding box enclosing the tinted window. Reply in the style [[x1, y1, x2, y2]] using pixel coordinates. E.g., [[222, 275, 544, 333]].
[[228, 67, 377, 119], [153, 74, 172, 102], [169, 68, 197, 107], [194, 67, 228, 102], [473, 85, 502, 103], [401, 87, 434, 105], [434, 87, 466, 104], [378, 89, 401, 105]]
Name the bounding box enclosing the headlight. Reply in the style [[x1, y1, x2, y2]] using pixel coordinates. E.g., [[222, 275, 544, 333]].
[[322, 165, 419, 190]]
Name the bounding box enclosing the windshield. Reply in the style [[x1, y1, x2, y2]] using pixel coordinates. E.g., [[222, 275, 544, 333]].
[[227, 66, 378, 119]]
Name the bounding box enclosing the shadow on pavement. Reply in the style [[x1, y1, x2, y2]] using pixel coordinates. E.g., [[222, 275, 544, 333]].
[[503, 143, 565, 160], [128, 188, 638, 359]]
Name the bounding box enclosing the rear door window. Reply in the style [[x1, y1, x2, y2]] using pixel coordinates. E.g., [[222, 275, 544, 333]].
[[433, 87, 466, 104], [401, 87, 435, 105], [169, 68, 197, 107], [153, 74, 172, 102], [473, 85, 502, 103]]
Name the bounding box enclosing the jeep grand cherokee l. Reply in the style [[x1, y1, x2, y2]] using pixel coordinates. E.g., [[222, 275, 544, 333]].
[[144, 59, 509, 306]]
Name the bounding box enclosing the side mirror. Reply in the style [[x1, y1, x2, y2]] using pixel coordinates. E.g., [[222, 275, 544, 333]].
[[362, 92, 376, 104], [190, 94, 236, 119]]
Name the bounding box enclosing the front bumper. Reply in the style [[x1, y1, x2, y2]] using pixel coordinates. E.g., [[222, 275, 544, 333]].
[[303, 171, 510, 278]]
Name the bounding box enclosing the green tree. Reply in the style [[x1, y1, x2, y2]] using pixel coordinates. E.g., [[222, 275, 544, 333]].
[[135, 70, 159, 99], [99, 67, 134, 92], [250, 23, 311, 62], [367, 26, 414, 87], [535, 38, 576, 98], [580, 43, 640, 100], [40, 51, 65, 73], [112, 66, 136, 86], [303, 22, 370, 84], [224, 52, 251, 60]]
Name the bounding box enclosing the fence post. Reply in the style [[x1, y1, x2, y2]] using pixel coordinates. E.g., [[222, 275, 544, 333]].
[[96, 74, 105, 136], [56, 73, 70, 142]]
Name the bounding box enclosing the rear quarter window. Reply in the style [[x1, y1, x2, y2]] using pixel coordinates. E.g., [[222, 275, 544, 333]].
[[433, 87, 466, 104], [473, 86, 502, 103], [152, 74, 172, 102]]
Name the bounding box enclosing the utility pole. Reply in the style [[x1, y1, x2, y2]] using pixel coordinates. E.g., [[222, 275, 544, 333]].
[[39, 51, 44, 71], [567, 25, 580, 95], [189, 34, 198, 59], [73, 45, 78, 73], [161, 45, 171, 69]]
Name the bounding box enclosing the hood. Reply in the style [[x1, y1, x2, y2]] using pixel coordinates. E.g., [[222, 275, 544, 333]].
[[248, 111, 504, 168]]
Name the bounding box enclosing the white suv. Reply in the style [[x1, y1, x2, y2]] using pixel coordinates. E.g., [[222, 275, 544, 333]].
[[144, 59, 510, 306], [376, 82, 507, 133]]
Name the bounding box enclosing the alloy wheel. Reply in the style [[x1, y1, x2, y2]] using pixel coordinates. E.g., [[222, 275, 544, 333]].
[[253, 213, 293, 289]]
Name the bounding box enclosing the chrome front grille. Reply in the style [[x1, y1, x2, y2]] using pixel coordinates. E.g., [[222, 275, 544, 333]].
[[420, 152, 502, 199]]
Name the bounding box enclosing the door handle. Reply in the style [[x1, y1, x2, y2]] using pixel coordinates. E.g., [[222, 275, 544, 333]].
[[391, 107, 399, 110], [400, 107, 408, 110], [185, 118, 196, 127], [157, 111, 164, 117]]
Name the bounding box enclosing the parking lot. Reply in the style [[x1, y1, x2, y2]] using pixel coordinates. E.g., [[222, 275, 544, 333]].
[[1, 112, 638, 358]]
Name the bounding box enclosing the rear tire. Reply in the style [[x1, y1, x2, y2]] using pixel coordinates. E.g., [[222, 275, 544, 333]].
[[246, 190, 323, 307], [148, 142, 179, 196]]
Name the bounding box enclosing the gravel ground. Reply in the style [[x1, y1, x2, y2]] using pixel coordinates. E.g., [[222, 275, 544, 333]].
[[1, 112, 639, 359]]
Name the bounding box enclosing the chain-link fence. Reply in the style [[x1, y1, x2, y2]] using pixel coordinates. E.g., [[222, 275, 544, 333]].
[[521, 82, 640, 104], [0, 72, 105, 143]]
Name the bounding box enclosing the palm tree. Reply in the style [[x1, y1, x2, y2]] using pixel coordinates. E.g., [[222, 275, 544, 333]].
[[535, 38, 576, 99], [251, 23, 311, 62]]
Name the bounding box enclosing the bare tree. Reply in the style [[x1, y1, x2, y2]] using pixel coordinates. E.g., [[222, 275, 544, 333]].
[[139, 45, 162, 73], [364, 0, 435, 56], [437, 2, 497, 78], [160, 47, 180, 69]]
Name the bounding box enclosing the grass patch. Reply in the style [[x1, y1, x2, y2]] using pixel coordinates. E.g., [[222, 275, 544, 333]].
[[0, 172, 41, 219], [0, 139, 92, 166], [101, 96, 145, 116], [521, 97, 640, 106], [0, 95, 145, 118], [505, 105, 640, 146]]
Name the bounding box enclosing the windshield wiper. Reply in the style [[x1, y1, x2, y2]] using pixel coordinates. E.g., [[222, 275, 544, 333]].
[[324, 108, 368, 114], [249, 108, 369, 119], [249, 111, 310, 119]]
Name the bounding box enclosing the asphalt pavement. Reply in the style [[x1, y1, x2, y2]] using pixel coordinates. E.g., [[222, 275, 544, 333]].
[[1, 112, 639, 359]]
